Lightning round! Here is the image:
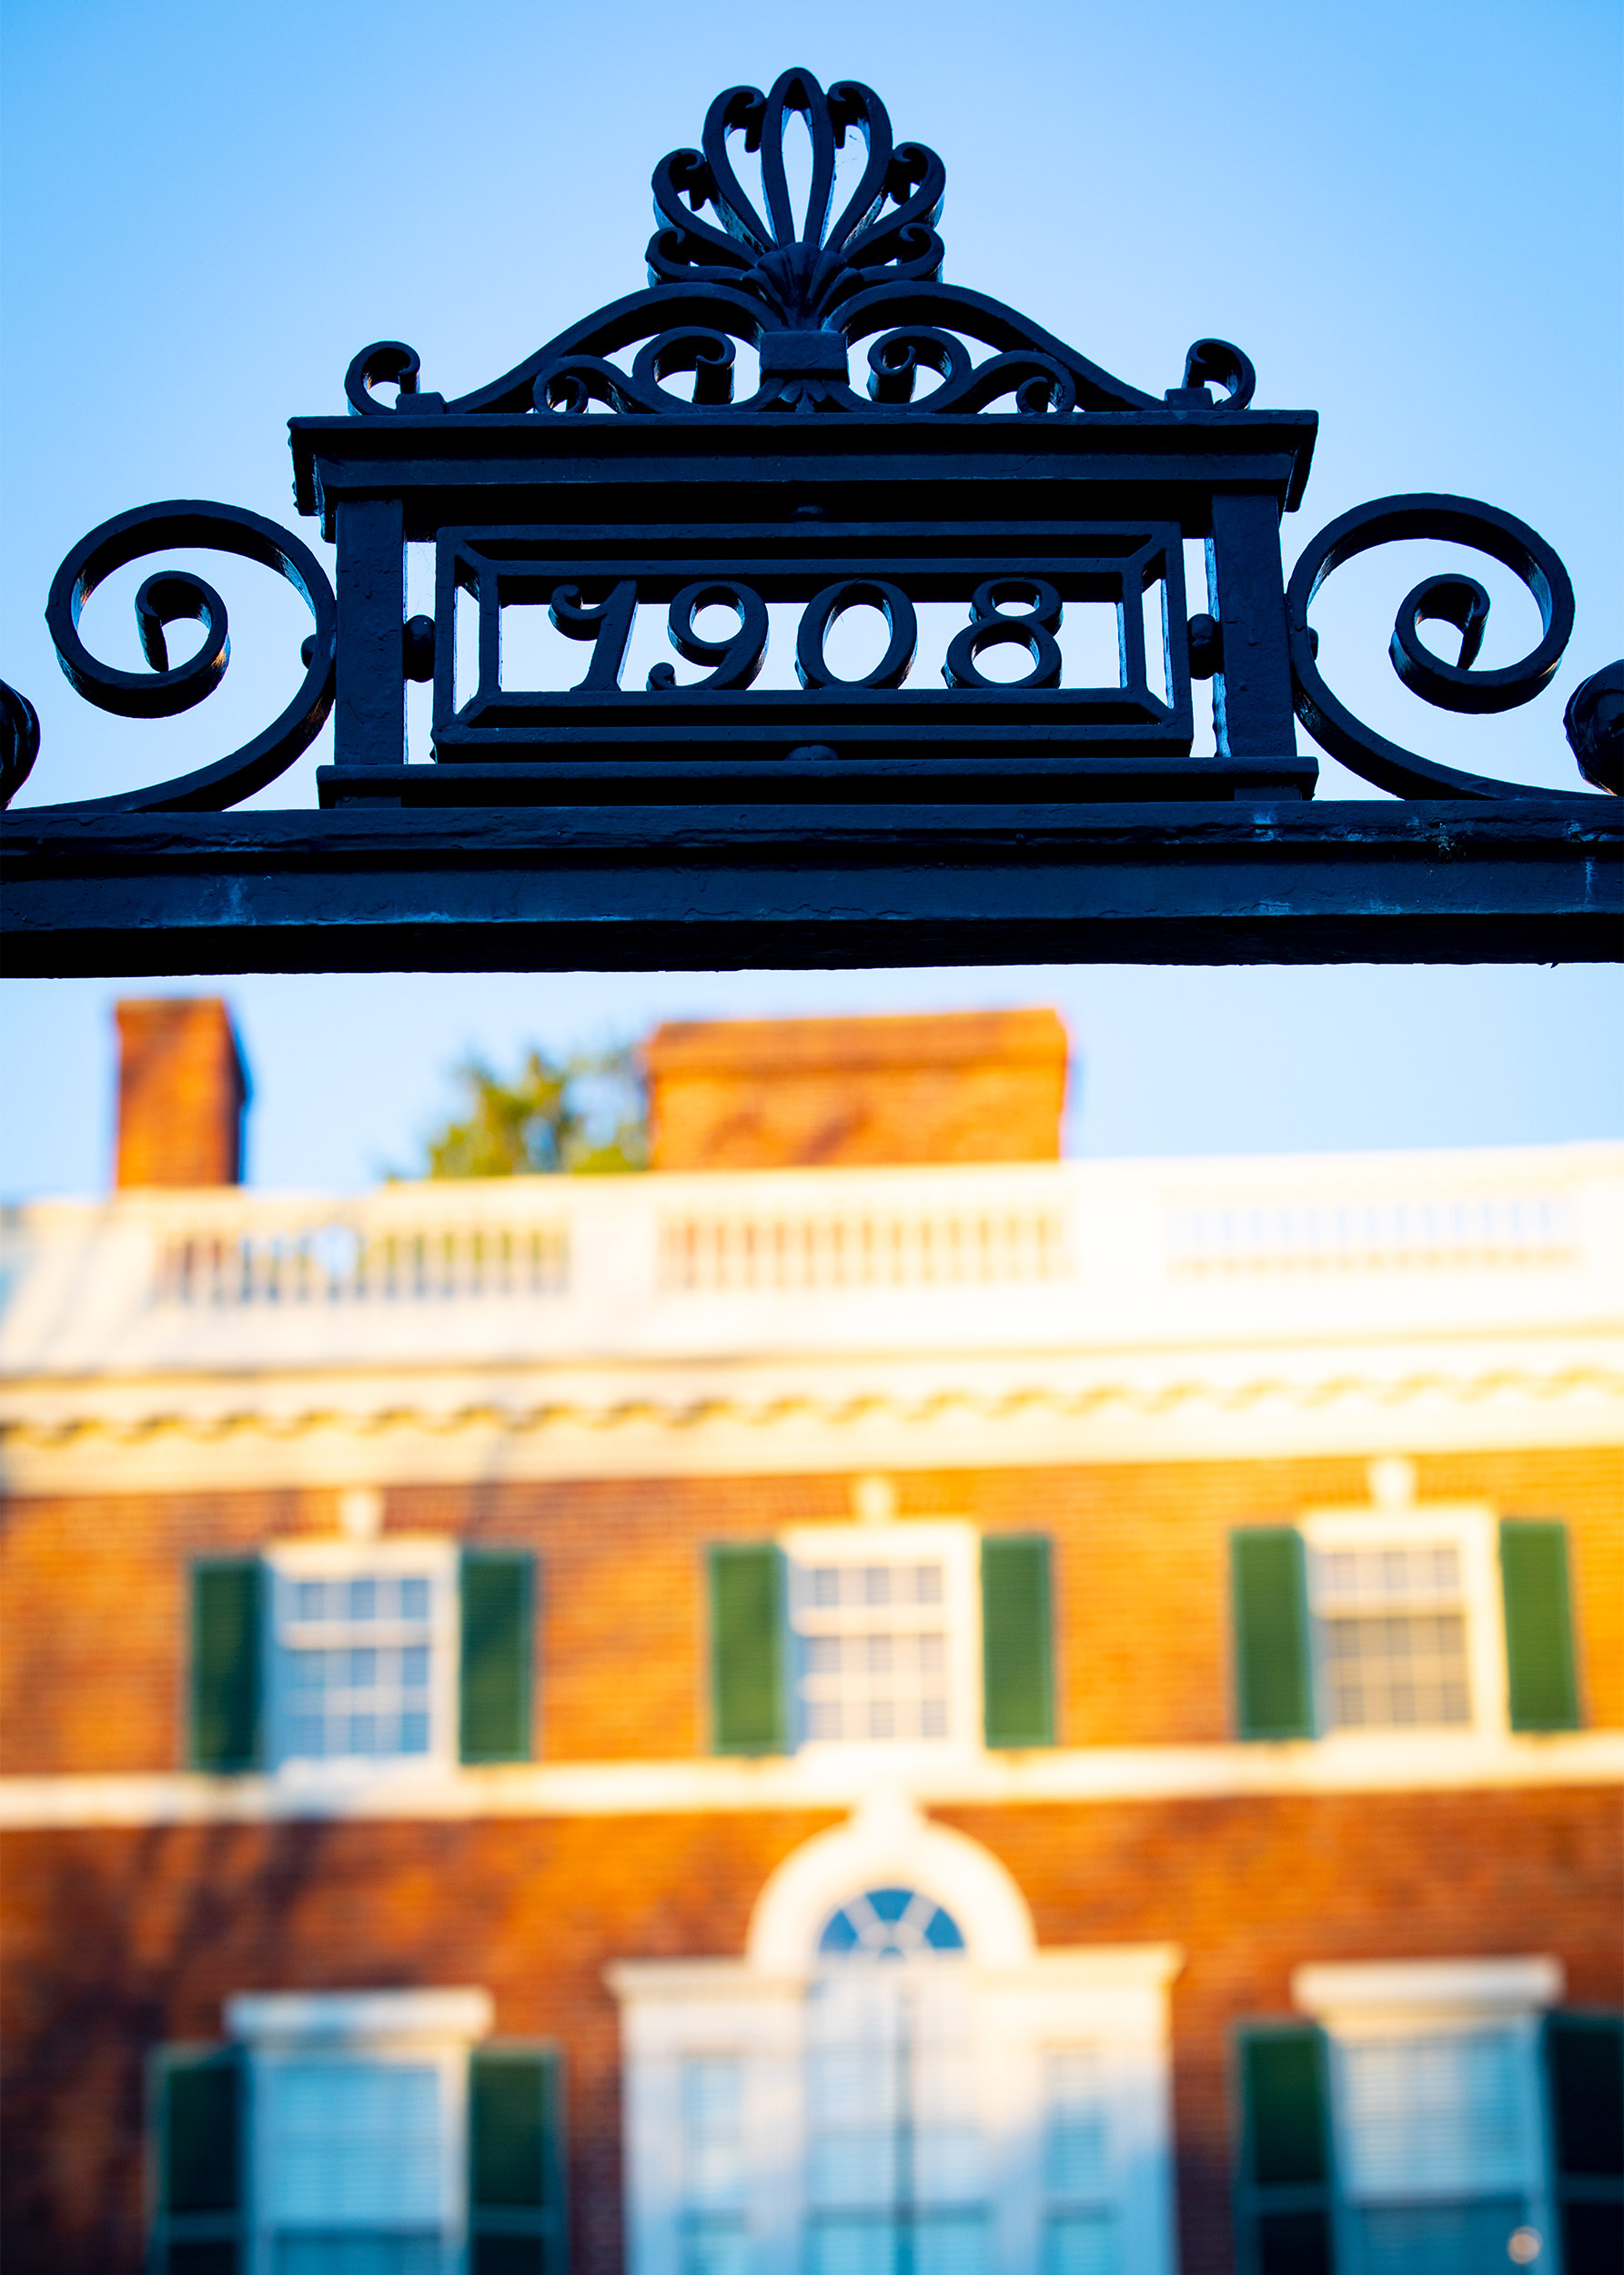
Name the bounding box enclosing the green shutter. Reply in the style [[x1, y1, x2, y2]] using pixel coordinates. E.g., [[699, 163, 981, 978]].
[[1232, 1531, 1314, 1740], [154, 2048, 242, 2271], [469, 2045, 565, 2273], [460, 1552, 535, 1763], [190, 1562, 261, 1772], [1501, 1521, 1580, 1731], [981, 1535, 1055, 1748], [1236, 2027, 1334, 2275], [1548, 2015, 1624, 2177], [709, 1543, 785, 1754], [1548, 2012, 1624, 2275], [1242, 2031, 1329, 2187]]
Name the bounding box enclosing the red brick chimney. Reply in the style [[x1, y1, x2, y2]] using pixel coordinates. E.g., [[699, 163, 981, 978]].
[[645, 1008, 1068, 1171], [114, 999, 249, 1188]]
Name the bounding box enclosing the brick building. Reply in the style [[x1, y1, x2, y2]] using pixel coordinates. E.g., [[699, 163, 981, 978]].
[[1, 1006, 1619, 2274]]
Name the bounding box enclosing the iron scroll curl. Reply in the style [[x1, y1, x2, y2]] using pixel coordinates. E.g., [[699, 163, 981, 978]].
[[535, 327, 742, 416], [345, 340, 444, 418], [862, 328, 1076, 415], [30, 501, 337, 814], [1286, 493, 1576, 801]]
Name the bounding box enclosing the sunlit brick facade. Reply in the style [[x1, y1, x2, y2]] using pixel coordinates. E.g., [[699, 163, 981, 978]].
[[2, 1015, 1619, 2273]]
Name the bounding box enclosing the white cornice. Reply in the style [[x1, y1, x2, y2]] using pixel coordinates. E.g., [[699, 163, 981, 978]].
[[2, 1729, 1619, 1829], [4, 1340, 1618, 1492]]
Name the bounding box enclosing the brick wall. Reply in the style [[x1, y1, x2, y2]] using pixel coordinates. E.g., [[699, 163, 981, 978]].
[[645, 1008, 1068, 1168], [4, 1449, 1618, 1775], [3, 1789, 1618, 2273]]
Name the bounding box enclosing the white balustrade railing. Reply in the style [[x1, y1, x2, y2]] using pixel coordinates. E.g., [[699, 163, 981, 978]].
[[2, 1148, 1612, 1383], [1168, 1189, 1575, 1276], [154, 1205, 570, 1306], [658, 1205, 1067, 1293]]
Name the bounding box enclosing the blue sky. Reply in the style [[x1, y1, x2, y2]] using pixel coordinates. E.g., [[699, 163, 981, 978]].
[[2, 0, 1619, 1192]]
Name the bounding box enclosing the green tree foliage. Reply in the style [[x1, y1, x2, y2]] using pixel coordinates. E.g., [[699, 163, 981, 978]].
[[423, 1045, 647, 1178]]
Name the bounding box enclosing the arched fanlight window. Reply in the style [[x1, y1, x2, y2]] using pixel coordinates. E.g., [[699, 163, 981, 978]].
[[817, 1886, 966, 1960]]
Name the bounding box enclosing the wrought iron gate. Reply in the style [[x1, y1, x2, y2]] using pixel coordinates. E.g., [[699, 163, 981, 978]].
[[3, 70, 1618, 971]]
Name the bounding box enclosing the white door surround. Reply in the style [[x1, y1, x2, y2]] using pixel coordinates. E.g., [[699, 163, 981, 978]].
[[609, 1793, 1183, 2274]]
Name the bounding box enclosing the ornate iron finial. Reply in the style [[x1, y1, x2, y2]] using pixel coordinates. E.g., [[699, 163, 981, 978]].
[[340, 66, 1168, 420], [645, 70, 946, 329]]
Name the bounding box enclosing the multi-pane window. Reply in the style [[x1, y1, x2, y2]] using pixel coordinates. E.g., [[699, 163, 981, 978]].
[[783, 1524, 980, 1749], [1311, 1541, 1473, 1731], [793, 1558, 949, 1741], [1298, 1509, 1513, 1743], [1045, 2048, 1118, 2271], [1333, 2028, 1544, 2267], [267, 1547, 454, 1770]]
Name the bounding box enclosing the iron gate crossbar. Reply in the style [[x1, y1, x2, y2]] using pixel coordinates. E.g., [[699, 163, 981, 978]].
[[3, 798, 1615, 976]]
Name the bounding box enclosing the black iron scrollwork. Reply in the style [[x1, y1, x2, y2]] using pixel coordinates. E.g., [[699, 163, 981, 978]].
[[535, 327, 741, 416], [345, 340, 444, 418], [347, 68, 1177, 421], [6, 72, 1610, 824], [1286, 494, 1577, 800], [647, 70, 946, 327], [1173, 339, 1256, 410], [864, 328, 1075, 415], [20, 501, 337, 813]]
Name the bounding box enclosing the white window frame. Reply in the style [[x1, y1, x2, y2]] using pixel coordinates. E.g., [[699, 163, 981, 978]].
[[264, 1537, 459, 1783], [1293, 1957, 1561, 2275], [780, 1521, 982, 1758], [227, 1987, 493, 2275], [1299, 1504, 1509, 1743]]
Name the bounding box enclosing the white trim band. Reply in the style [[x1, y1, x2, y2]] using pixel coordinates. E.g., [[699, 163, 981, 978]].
[[2, 1730, 1619, 1828]]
